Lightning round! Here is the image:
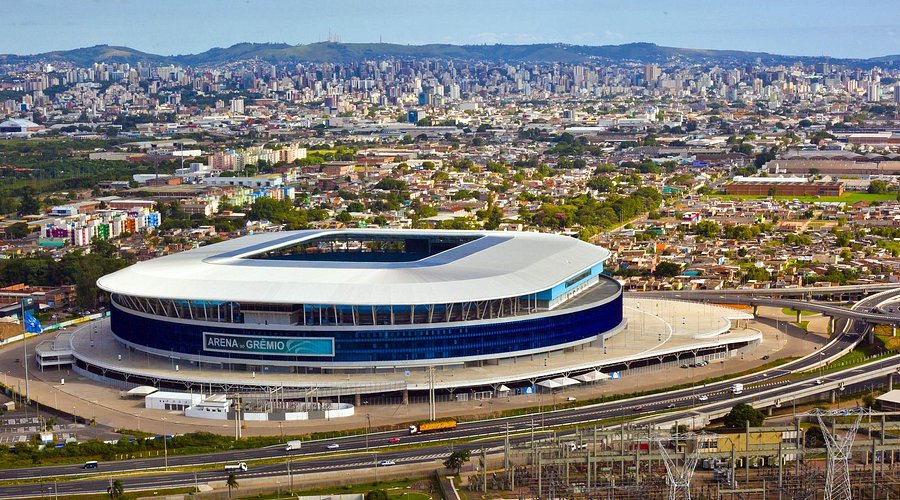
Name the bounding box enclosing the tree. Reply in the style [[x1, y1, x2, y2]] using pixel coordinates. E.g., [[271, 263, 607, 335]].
[[868, 179, 888, 194], [17, 187, 40, 216], [653, 262, 683, 278], [587, 175, 614, 193], [226, 473, 239, 498], [723, 403, 765, 428], [862, 391, 877, 409], [91, 238, 118, 258], [835, 231, 851, 247], [365, 490, 390, 500], [443, 449, 471, 474], [693, 220, 720, 238], [5, 221, 31, 239], [743, 266, 771, 283], [107, 479, 124, 499], [805, 426, 825, 448]]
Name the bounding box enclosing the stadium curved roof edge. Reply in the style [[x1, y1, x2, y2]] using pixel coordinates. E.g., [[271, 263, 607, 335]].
[[97, 229, 612, 305]]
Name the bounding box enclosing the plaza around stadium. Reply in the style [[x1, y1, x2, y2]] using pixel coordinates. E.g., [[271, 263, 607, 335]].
[[28, 229, 761, 423]]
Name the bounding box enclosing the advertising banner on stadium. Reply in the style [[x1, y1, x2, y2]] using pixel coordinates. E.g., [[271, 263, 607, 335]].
[[203, 332, 334, 357]]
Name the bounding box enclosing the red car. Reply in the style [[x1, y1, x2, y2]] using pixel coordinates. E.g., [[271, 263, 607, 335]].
[[389, 437, 401, 443], [632, 405, 644, 412]]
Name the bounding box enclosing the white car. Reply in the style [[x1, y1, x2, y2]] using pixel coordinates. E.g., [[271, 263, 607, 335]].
[[698, 395, 709, 401], [378, 459, 396, 466], [326, 443, 340, 449]]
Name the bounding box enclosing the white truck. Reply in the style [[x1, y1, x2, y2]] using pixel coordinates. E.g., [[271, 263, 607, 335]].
[[224, 462, 248, 472], [731, 383, 744, 395], [285, 440, 302, 451]]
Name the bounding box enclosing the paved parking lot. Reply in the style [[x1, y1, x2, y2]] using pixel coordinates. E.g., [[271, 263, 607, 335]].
[[0, 411, 91, 446]]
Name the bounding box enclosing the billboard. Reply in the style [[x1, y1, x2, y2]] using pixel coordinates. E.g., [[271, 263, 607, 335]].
[[202, 332, 334, 357]]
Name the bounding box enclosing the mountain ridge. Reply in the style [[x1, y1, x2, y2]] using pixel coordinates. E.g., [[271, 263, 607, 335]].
[[2, 42, 896, 67]]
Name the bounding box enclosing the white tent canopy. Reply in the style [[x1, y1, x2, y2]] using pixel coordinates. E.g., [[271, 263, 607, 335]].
[[538, 376, 581, 389], [536, 379, 563, 389], [497, 385, 511, 393], [553, 376, 581, 387], [126, 386, 159, 397], [574, 370, 611, 383]]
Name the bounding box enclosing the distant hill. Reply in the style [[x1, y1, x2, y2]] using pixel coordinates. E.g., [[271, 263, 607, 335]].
[[1, 42, 891, 68], [1, 45, 170, 66]]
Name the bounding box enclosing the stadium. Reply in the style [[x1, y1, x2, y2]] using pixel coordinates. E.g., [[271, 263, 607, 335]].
[[94, 229, 625, 373]]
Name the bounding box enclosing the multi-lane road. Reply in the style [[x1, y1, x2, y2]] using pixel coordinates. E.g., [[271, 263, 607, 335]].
[[0, 289, 897, 498]]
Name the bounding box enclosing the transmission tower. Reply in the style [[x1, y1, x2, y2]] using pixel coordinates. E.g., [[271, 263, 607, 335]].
[[655, 432, 704, 500], [810, 407, 869, 500]]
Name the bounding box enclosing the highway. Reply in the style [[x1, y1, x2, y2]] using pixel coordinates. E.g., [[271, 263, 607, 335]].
[[0, 289, 897, 497]]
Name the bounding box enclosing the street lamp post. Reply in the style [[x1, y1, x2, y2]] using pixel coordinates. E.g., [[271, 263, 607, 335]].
[[366, 413, 371, 452]]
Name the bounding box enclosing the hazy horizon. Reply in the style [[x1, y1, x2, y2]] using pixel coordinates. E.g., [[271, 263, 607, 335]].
[[4, 0, 900, 59]]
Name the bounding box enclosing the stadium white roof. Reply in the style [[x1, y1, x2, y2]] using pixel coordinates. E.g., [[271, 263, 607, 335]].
[[97, 229, 611, 306]]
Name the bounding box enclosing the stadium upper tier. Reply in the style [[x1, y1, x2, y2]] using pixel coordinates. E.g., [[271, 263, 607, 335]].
[[97, 230, 622, 366], [97, 229, 612, 307]]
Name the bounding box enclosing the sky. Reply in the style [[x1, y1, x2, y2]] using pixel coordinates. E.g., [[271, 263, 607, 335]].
[[4, 0, 900, 59]]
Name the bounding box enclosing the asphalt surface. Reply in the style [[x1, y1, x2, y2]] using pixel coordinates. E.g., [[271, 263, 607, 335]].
[[0, 290, 897, 497]]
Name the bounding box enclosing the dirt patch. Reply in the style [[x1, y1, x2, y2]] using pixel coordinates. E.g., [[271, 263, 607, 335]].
[[0, 322, 20, 342]]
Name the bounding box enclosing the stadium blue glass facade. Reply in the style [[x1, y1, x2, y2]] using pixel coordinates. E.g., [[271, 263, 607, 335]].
[[109, 290, 623, 365]]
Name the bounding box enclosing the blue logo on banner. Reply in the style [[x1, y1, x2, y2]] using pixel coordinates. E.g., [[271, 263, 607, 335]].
[[610, 371, 621, 379]]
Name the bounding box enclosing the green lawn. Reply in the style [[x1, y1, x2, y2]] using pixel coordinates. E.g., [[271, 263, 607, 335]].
[[720, 193, 897, 203], [780, 307, 818, 316]]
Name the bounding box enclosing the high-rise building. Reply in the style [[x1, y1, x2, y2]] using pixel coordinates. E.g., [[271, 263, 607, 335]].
[[867, 83, 880, 102], [644, 64, 661, 84], [230, 98, 245, 114]]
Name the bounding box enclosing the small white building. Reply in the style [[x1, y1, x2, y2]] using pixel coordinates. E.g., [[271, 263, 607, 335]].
[[184, 394, 232, 420], [145, 391, 204, 411]]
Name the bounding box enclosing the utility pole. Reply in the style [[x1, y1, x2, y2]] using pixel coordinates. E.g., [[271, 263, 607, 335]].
[[21, 299, 31, 402], [428, 366, 435, 420], [163, 433, 168, 471], [504, 421, 510, 486], [288, 453, 294, 493]]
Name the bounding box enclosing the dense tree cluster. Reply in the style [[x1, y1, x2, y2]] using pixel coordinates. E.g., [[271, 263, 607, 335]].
[[0, 242, 130, 308], [523, 187, 663, 240]]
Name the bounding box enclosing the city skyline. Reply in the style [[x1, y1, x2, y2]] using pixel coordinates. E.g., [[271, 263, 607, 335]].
[[4, 0, 900, 59]]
